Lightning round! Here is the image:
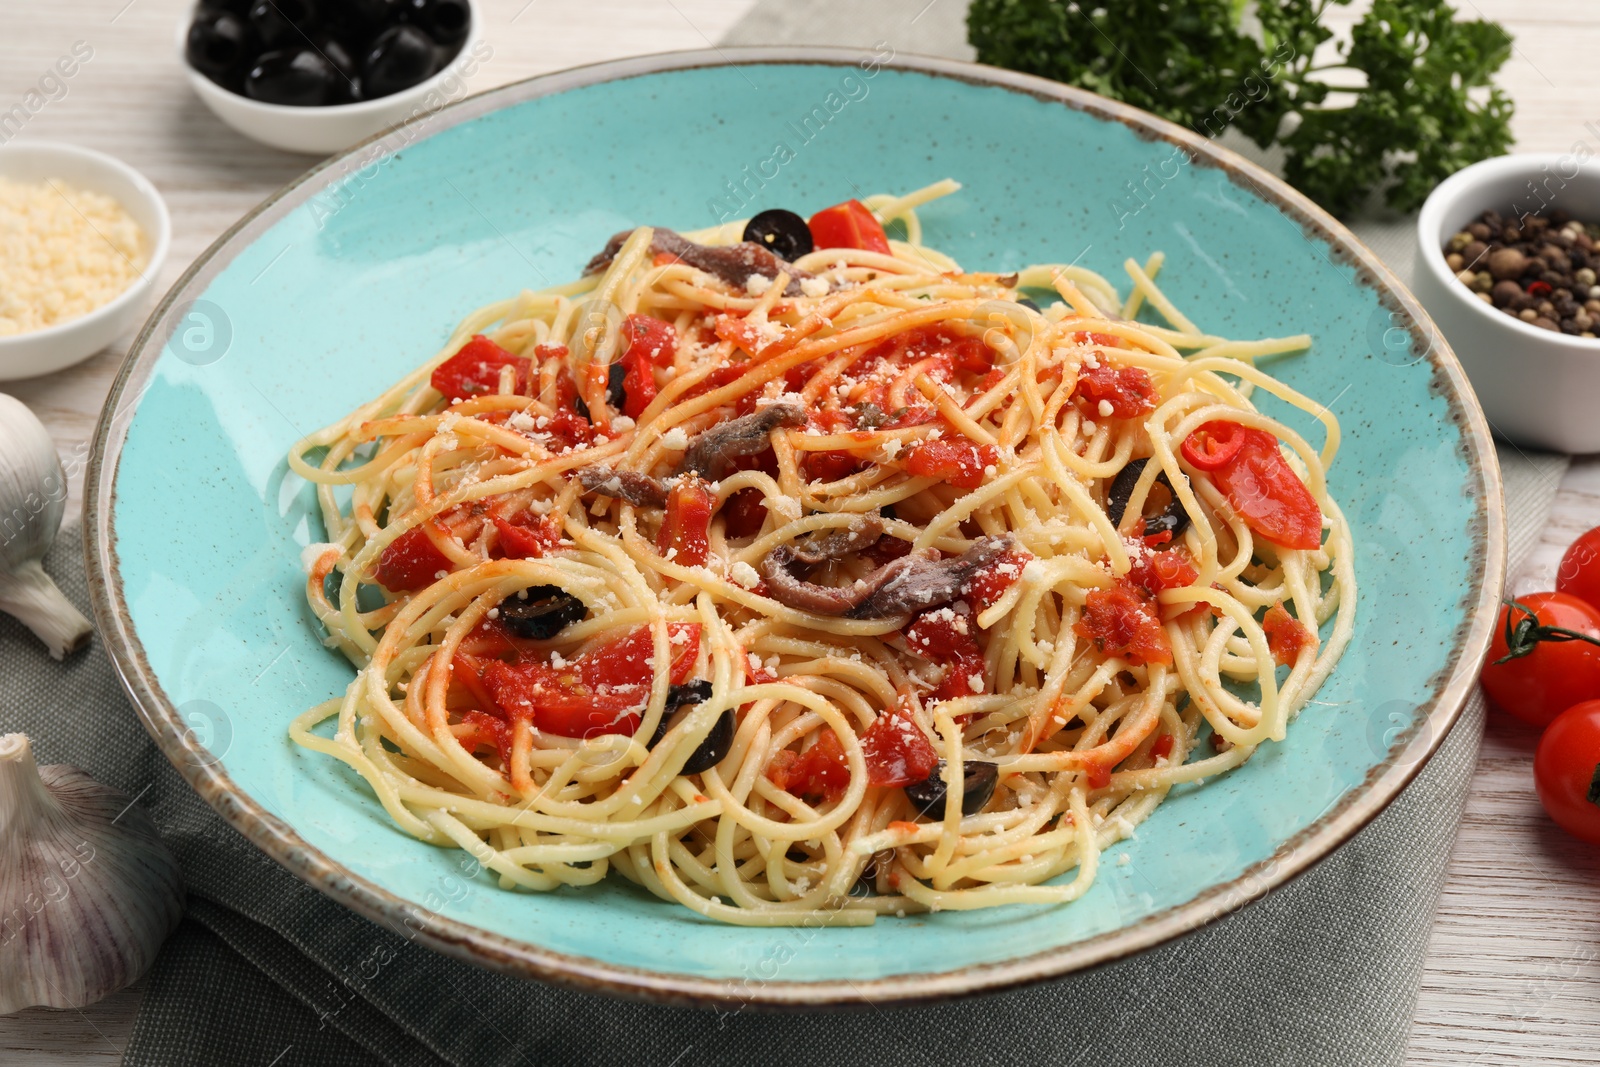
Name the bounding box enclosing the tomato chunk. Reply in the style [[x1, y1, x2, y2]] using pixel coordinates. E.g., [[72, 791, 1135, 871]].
[[1262, 603, 1313, 666], [377, 524, 453, 591], [1126, 546, 1198, 598], [622, 313, 677, 367], [860, 701, 938, 787], [659, 475, 716, 567], [904, 605, 987, 701], [805, 449, 866, 482], [430, 335, 530, 400], [767, 729, 851, 803], [482, 623, 700, 739], [963, 547, 1034, 614], [1181, 422, 1323, 551], [492, 515, 561, 559], [903, 435, 1000, 490], [1075, 583, 1172, 666], [808, 199, 890, 255], [1074, 363, 1157, 419]]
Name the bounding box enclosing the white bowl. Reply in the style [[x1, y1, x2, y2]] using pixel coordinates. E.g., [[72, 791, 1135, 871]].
[[0, 143, 171, 382], [179, 7, 481, 156], [1415, 152, 1600, 453]]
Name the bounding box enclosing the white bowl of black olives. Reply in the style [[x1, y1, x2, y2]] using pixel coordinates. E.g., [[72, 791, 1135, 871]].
[[181, 0, 479, 155]]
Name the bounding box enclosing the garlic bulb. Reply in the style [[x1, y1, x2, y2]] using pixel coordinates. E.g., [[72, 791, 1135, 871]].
[[0, 393, 93, 659], [0, 733, 184, 1014]]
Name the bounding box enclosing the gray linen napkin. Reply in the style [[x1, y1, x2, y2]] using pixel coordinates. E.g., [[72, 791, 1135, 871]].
[[0, 5, 1566, 1063]]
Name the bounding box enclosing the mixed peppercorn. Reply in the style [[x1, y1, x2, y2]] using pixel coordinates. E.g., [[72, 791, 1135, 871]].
[[1444, 208, 1600, 337]]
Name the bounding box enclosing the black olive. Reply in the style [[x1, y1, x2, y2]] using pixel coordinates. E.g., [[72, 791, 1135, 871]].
[[414, 0, 471, 45], [1105, 458, 1191, 540], [314, 34, 362, 101], [647, 681, 714, 746], [606, 361, 626, 411], [186, 11, 257, 89], [497, 586, 586, 640], [645, 681, 734, 772], [904, 759, 998, 818], [877, 503, 897, 521], [248, 0, 320, 49], [363, 24, 439, 99], [245, 48, 339, 106], [1017, 297, 1042, 311], [742, 209, 814, 262], [572, 393, 591, 421], [198, 0, 253, 16], [680, 710, 735, 774], [326, 0, 401, 38]]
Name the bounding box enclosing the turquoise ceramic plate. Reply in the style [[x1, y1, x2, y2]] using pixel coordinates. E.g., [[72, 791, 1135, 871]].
[[87, 49, 1504, 1007]]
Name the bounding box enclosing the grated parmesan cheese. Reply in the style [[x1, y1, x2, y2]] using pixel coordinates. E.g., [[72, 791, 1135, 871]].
[[0, 176, 147, 336], [729, 560, 762, 589], [799, 276, 829, 298]]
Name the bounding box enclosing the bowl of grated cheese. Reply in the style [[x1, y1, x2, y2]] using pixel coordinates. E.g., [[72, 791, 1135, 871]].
[[0, 142, 170, 381]]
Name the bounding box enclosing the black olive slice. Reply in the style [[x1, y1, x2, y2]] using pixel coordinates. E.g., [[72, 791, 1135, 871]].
[[647, 681, 714, 747], [362, 24, 438, 99], [742, 209, 814, 263], [904, 759, 998, 818], [680, 711, 735, 774], [1017, 297, 1042, 311], [1105, 458, 1191, 540], [186, 11, 256, 89], [644, 681, 734, 772], [606, 361, 626, 411], [497, 586, 586, 640], [245, 48, 339, 107]]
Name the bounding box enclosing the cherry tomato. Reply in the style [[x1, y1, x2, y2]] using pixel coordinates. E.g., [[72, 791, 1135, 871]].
[[903, 435, 1000, 490], [807, 199, 890, 255], [766, 728, 851, 803], [1556, 525, 1600, 614], [1534, 699, 1600, 845], [1075, 582, 1172, 667], [376, 524, 453, 590], [1481, 593, 1600, 728]]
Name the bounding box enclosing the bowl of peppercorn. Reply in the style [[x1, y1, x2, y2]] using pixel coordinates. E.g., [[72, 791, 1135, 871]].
[[1416, 152, 1600, 452], [179, 0, 481, 155]]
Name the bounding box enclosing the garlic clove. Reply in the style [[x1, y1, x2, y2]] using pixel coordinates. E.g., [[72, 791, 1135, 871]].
[[0, 393, 93, 659], [0, 733, 184, 1015]]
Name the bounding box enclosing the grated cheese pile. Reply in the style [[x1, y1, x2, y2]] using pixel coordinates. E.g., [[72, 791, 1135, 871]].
[[0, 176, 146, 337]]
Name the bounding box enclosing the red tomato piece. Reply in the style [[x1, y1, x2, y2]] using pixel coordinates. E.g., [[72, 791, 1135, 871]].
[[1262, 603, 1312, 666], [1074, 363, 1158, 419], [460, 710, 512, 768], [767, 729, 851, 803], [721, 487, 768, 538], [492, 515, 561, 559], [1535, 699, 1600, 845], [860, 702, 938, 787], [808, 199, 890, 255], [1125, 546, 1198, 599], [1556, 525, 1600, 614], [430, 335, 530, 400], [903, 435, 1000, 490], [622, 314, 677, 367], [1180, 421, 1322, 551], [376, 524, 453, 591], [964, 547, 1034, 614], [805, 449, 866, 482], [659, 476, 717, 567], [482, 623, 700, 739], [1075, 583, 1173, 667], [1150, 734, 1175, 761], [1481, 593, 1600, 728], [904, 605, 987, 701]]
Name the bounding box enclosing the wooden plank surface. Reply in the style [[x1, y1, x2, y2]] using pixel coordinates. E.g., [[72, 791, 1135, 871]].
[[2, 1, 1598, 1064]]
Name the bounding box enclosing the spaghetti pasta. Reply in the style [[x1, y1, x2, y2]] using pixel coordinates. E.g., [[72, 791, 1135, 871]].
[[288, 181, 1355, 926]]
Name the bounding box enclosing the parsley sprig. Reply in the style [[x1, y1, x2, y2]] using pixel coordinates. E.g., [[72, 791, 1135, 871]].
[[967, 0, 1515, 216]]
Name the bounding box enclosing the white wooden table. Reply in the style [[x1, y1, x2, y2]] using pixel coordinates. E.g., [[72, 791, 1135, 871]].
[[2, 1, 1597, 1063]]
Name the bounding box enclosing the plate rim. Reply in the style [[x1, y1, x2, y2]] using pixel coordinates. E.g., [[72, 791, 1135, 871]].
[[84, 45, 1507, 1009]]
